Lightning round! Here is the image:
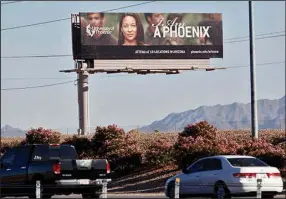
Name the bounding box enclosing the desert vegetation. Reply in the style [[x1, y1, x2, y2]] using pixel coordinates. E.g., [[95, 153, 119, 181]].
[[1, 121, 285, 177]]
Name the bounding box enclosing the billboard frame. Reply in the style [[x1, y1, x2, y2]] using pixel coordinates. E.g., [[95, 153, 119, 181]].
[[72, 12, 223, 63], [66, 13, 226, 136]]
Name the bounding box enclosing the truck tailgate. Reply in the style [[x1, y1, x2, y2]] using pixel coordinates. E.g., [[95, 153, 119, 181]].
[[59, 159, 110, 180]]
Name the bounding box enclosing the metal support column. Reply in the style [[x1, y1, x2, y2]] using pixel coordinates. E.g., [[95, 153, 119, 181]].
[[77, 61, 89, 135], [249, 1, 259, 139]]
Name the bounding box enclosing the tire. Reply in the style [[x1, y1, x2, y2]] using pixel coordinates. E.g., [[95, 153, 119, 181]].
[[262, 194, 275, 198], [213, 182, 231, 199], [82, 188, 102, 198], [167, 181, 175, 199], [28, 178, 52, 199], [82, 193, 101, 198]]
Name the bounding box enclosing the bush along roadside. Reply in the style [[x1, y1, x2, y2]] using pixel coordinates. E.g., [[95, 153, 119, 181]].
[[1, 123, 285, 177]]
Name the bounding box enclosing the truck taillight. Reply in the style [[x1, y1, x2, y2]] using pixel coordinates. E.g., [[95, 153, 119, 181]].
[[106, 161, 110, 174], [233, 173, 256, 178], [267, 173, 281, 178], [53, 163, 61, 174], [49, 144, 60, 146]]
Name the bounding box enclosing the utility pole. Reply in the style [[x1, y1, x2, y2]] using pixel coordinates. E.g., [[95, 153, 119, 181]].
[[249, 1, 258, 139], [77, 61, 89, 135]]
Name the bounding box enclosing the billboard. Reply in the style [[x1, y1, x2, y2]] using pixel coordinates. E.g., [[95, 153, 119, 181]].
[[73, 13, 223, 60]]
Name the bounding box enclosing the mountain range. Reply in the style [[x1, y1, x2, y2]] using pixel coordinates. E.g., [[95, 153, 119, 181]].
[[139, 96, 285, 132], [1, 96, 285, 136], [1, 125, 27, 138]]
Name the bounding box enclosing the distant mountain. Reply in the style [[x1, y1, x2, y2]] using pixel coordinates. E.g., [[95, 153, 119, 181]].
[[139, 96, 285, 132], [1, 125, 27, 137]]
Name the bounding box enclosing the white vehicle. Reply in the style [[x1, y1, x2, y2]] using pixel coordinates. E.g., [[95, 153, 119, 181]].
[[165, 155, 283, 199]]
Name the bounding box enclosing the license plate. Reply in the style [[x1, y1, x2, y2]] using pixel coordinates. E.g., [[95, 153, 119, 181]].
[[257, 174, 267, 179], [78, 179, 90, 184]]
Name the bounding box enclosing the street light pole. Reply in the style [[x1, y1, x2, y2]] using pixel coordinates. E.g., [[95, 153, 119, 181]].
[[248, 1, 259, 139]]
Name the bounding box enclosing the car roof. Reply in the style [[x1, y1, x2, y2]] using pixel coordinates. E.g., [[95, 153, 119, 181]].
[[200, 155, 255, 160]]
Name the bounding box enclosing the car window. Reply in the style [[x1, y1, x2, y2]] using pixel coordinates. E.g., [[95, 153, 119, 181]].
[[1, 149, 16, 167], [60, 145, 78, 159], [227, 158, 269, 167], [188, 159, 207, 173], [204, 158, 223, 171], [13, 147, 31, 167]]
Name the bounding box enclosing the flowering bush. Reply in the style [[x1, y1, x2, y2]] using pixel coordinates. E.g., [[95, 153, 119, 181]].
[[25, 127, 61, 144], [174, 135, 222, 168], [62, 135, 93, 159], [105, 132, 142, 173], [180, 121, 217, 140], [91, 124, 125, 156], [145, 135, 175, 166], [237, 139, 286, 168], [1, 124, 285, 176]]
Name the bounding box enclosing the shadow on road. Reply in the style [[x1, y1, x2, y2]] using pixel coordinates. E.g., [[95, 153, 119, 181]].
[[108, 166, 179, 194]]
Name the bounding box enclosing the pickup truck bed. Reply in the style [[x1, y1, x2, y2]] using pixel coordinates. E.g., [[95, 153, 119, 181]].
[[0, 144, 111, 198]]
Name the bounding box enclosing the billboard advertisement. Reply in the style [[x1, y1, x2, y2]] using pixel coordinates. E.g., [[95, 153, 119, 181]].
[[75, 12, 223, 60]]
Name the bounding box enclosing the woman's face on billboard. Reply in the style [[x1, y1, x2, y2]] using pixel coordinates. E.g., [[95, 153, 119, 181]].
[[121, 16, 137, 42]]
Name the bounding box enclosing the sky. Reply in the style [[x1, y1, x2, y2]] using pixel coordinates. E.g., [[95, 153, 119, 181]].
[[1, 1, 285, 133]]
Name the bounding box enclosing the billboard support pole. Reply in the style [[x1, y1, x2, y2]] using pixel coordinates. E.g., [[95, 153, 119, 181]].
[[248, 1, 259, 139], [77, 61, 89, 135]]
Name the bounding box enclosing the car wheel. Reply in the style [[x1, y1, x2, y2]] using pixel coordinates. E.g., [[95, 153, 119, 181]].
[[214, 182, 231, 199], [82, 189, 102, 198], [167, 181, 175, 198], [29, 179, 52, 199], [262, 194, 275, 198]]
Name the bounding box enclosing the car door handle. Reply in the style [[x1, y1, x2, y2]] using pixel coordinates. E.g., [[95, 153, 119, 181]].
[[6, 168, 11, 171], [214, 173, 218, 175], [195, 176, 200, 178], [21, 166, 26, 169]]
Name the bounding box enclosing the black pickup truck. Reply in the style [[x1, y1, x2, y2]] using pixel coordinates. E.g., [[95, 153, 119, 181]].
[[0, 144, 111, 198]]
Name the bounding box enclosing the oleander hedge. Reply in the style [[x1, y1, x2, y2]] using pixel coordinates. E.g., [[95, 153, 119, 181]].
[[1, 122, 285, 176]]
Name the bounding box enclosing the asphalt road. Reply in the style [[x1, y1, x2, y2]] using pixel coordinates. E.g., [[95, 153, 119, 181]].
[[20, 192, 285, 198]]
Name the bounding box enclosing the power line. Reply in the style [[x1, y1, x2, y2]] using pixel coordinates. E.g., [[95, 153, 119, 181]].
[[225, 34, 285, 44], [1, 1, 23, 5], [224, 30, 285, 41], [1, 1, 156, 31], [1, 33, 285, 59], [1, 80, 76, 91], [228, 61, 285, 69], [1, 77, 75, 80], [1, 54, 71, 59]]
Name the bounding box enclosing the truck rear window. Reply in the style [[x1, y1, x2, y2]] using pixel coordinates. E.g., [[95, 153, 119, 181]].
[[227, 158, 269, 167], [32, 145, 78, 161], [50, 145, 78, 159]]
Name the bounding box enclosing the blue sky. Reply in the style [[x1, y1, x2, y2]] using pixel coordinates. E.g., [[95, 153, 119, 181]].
[[1, 1, 285, 132]]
